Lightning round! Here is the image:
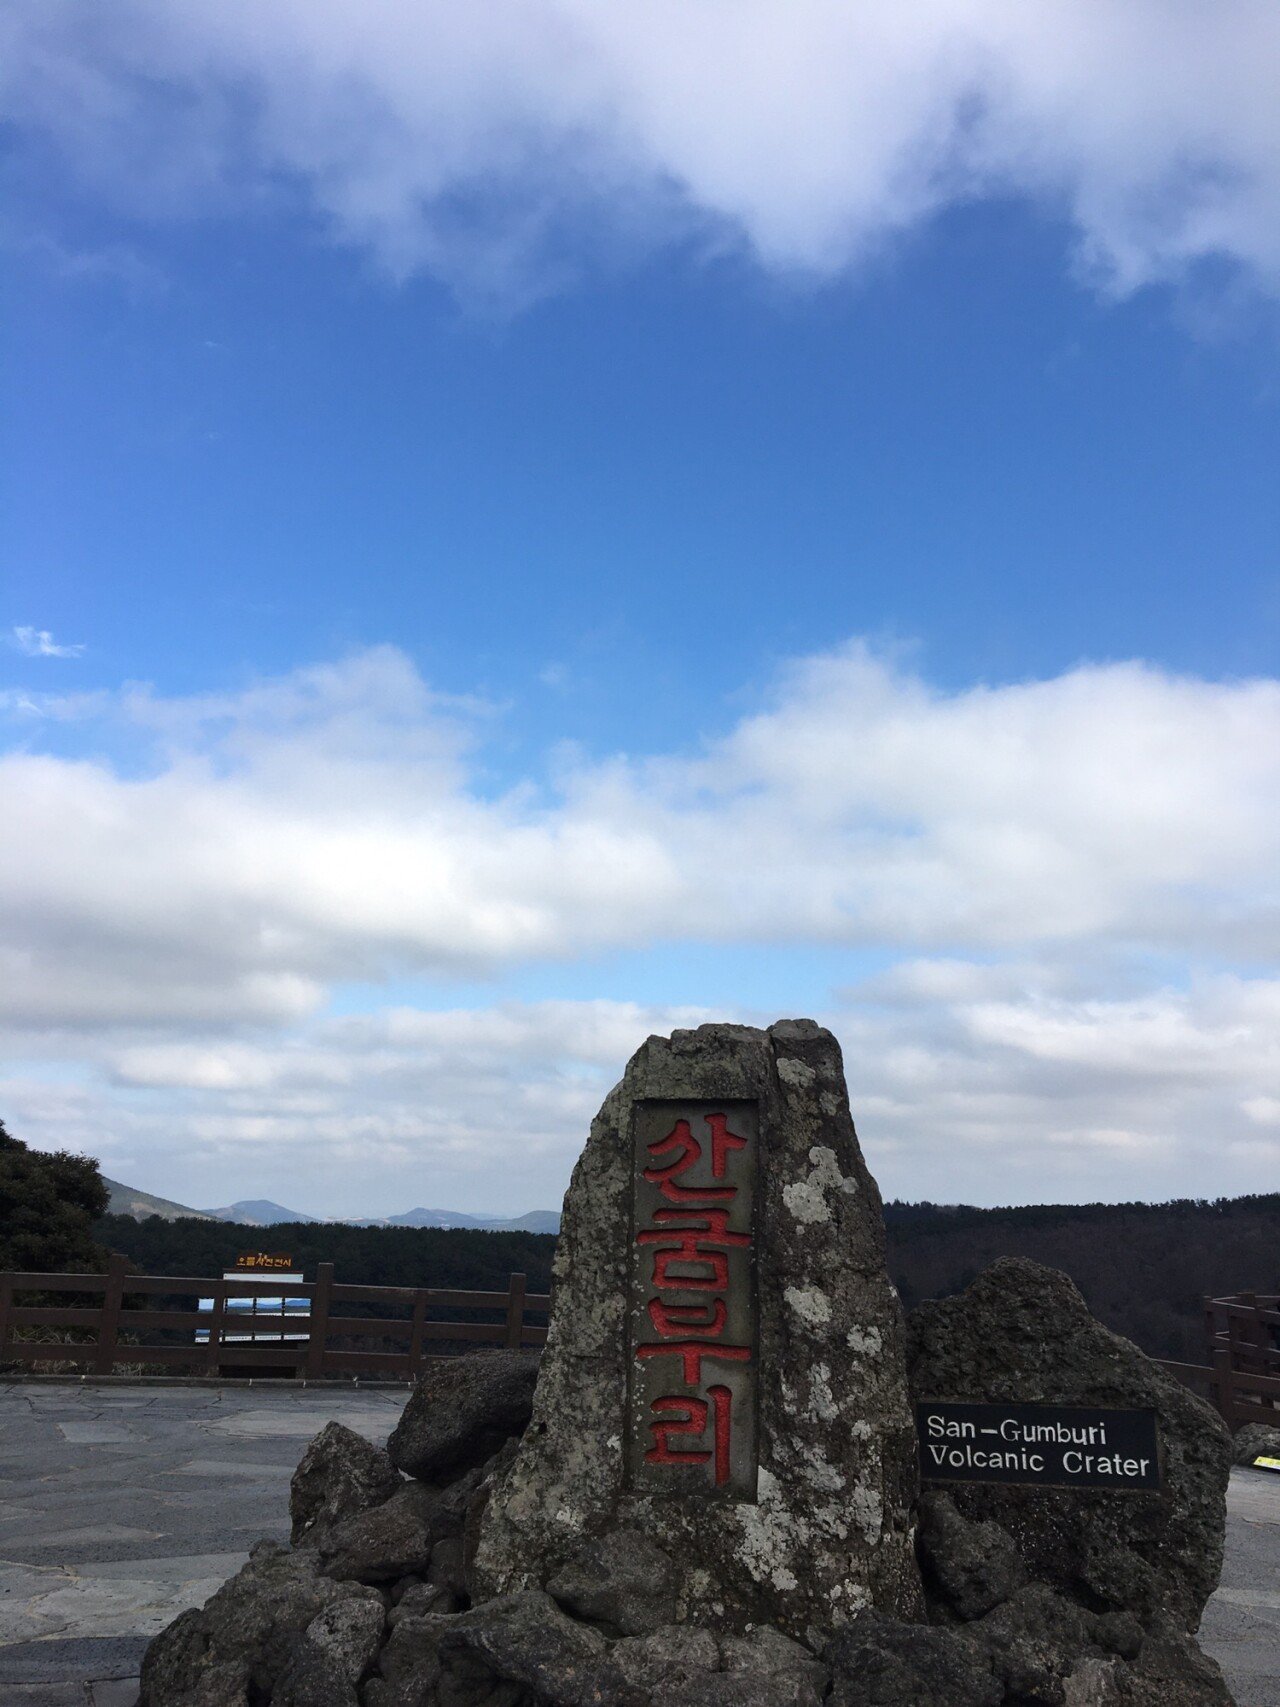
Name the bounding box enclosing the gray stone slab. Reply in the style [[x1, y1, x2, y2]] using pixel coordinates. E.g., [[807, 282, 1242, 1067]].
[[205, 1406, 397, 1439], [5, 1685, 90, 1706], [0, 1561, 231, 1643], [76, 1550, 248, 1581], [90, 1682, 141, 1707], [0, 1381, 410, 1692], [13, 1526, 163, 1550], [1201, 1467, 1280, 1705], [55, 1424, 136, 1445], [0, 1634, 147, 1687], [163, 1456, 303, 1477]]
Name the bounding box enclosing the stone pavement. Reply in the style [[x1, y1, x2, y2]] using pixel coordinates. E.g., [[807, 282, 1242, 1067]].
[[0, 1380, 410, 1705], [1201, 1465, 1280, 1707], [0, 1380, 1276, 1706]]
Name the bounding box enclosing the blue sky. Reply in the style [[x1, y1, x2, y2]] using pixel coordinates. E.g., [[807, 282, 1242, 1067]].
[[3, 3, 1280, 1217]]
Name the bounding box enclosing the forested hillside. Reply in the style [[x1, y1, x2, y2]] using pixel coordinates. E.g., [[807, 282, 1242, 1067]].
[[883, 1194, 1280, 1363], [95, 1213, 555, 1296], [95, 1191, 1280, 1366]]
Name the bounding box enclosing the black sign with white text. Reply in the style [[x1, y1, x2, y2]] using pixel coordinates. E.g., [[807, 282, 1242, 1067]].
[[917, 1402, 1161, 1490]]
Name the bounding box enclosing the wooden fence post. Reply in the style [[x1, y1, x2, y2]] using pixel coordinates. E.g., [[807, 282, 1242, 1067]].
[[307, 1263, 334, 1379], [94, 1253, 126, 1375], [204, 1278, 227, 1375], [409, 1289, 428, 1375], [1204, 1299, 1220, 1415], [0, 1273, 12, 1360], [1242, 1291, 1262, 1373], [1213, 1343, 1236, 1431], [505, 1272, 527, 1350]]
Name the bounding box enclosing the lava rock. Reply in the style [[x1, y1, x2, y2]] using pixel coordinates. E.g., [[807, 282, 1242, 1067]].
[[720, 1624, 830, 1690], [1232, 1421, 1280, 1467], [438, 1589, 644, 1707], [917, 1491, 1025, 1621], [1122, 1612, 1236, 1705], [546, 1527, 679, 1635], [713, 1625, 830, 1706], [362, 1611, 454, 1707], [388, 1350, 541, 1483], [611, 1623, 831, 1707], [908, 1258, 1230, 1631], [138, 1540, 381, 1707], [272, 1594, 386, 1707], [388, 1579, 457, 1624], [824, 1611, 1002, 1707], [661, 1670, 826, 1707], [473, 1020, 923, 1640], [319, 1480, 441, 1583], [972, 1582, 1101, 1703], [290, 1420, 402, 1548], [428, 1534, 468, 1598], [610, 1623, 721, 1691]]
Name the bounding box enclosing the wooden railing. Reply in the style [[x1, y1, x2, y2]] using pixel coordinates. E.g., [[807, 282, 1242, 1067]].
[[1203, 1291, 1280, 1431], [0, 1255, 549, 1380], [1154, 1292, 1280, 1431]]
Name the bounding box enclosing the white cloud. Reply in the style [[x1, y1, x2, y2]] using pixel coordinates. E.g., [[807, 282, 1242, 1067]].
[[2, 2, 1279, 306], [10, 625, 85, 659], [2, 640, 1280, 1208], [2, 642, 1279, 1025]]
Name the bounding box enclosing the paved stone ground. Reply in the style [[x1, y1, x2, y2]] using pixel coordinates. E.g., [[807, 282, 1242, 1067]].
[[1202, 1466, 1280, 1707], [0, 1380, 410, 1705], [0, 1380, 1276, 1706]]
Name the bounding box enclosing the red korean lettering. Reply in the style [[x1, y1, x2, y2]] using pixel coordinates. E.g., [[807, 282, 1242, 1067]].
[[635, 1339, 750, 1386], [643, 1126, 735, 1201], [645, 1395, 710, 1466], [705, 1113, 748, 1178], [647, 1296, 727, 1340], [636, 1206, 750, 1289], [643, 1386, 735, 1484]]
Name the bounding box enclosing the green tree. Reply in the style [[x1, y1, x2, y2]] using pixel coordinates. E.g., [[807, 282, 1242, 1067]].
[[0, 1118, 110, 1273]]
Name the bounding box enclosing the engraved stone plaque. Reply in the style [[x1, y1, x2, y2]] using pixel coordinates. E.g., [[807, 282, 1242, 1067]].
[[626, 1098, 759, 1500]]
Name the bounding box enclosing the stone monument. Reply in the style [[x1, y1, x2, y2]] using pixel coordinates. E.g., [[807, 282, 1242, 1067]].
[[470, 1019, 924, 1642], [138, 1017, 1237, 1706]]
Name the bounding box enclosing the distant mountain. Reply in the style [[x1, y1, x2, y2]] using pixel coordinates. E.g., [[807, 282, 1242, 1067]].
[[367, 1206, 556, 1233], [201, 1198, 319, 1225], [371, 1206, 561, 1234], [103, 1174, 561, 1234], [102, 1176, 213, 1222], [375, 1206, 484, 1228], [494, 1211, 561, 1234]]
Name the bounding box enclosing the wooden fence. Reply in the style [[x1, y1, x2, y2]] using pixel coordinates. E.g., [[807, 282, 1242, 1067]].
[[0, 1254, 549, 1381], [1154, 1292, 1280, 1431]]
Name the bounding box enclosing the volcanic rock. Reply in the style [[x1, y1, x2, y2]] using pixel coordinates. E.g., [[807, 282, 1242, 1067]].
[[138, 1540, 382, 1707], [916, 1492, 1025, 1622], [472, 1019, 922, 1640], [387, 1349, 540, 1482], [546, 1527, 679, 1636], [825, 1611, 1001, 1707], [272, 1594, 386, 1707], [908, 1257, 1230, 1632], [1232, 1420, 1280, 1467], [290, 1420, 401, 1548], [318, 1480, 441, 1583]]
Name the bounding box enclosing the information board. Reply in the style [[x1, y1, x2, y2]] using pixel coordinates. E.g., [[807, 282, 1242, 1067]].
[[917, 1401, 1161, 1490]]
